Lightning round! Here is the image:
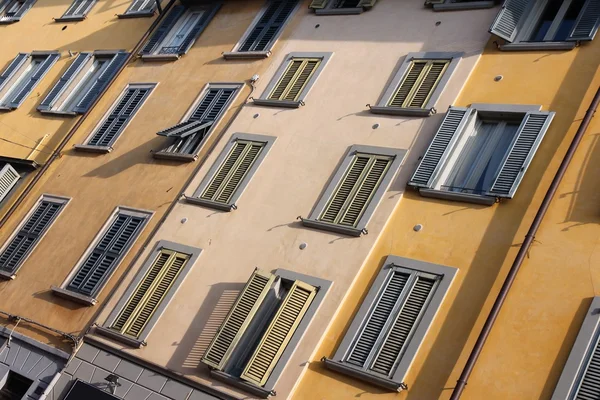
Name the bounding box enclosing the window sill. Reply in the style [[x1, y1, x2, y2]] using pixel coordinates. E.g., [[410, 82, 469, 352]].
[[418, 188, 496, 205], [301, 218, 363, 237], [74, 144, 113, 153], [323, 358, 405, 392], [314, 8, 363, 15], [54, 15, 86, 22], [0, 270, 15, 280], [210, 370, 272, 399], [141, 54, 180, 62], [95, 326, 145, 348], [253, 99, 301, 108], [51, 286, 97, 306], [153, 151, 198, 162], [0, 106, 15, 111], [499, 42, 576, 51], [369, 106, 432, 117], [117, 11, 155, 19], [222, 51, 271, 60], [432, 1, 496, 11], [38, 109, 79, 116], [0, 17, 19, 24], [184, 196, 234, 212]]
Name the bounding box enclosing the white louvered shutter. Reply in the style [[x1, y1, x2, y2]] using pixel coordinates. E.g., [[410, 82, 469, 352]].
[[8, 53, 60, 108], [238, 0, 298, 52], [567, 0, 600, 41], [38, 52, 91, 111], [489, 0, 530, 42], [0, 164, 19, 203]]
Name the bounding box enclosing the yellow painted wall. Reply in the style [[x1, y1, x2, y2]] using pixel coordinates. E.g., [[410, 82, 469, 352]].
[[293, 26, 600, 400]]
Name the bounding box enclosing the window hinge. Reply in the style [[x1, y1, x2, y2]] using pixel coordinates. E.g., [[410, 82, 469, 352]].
[[430, 107, 437, 115], [398, 382, 408, 392], [361, 228, 369, 235], [296, 215, 305, 222], [366, 103, 372, 109], [231, 204, 238, 210], [299, 100, 306, 107]]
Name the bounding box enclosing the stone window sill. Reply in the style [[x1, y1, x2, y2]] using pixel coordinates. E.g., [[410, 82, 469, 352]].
[[94, 326, 145, 348], [210, 370, 272, 399], [369, 106, 432, 117], [253, 99, 301, 108], [418, 188, 496, 205], [324, 358, 405, 392], [222, 51, 271, 60], [117, 11, 155, 19], [153, 152, 197, 162], [51, 286, 97, 306], [74, 144, 113, 153], [141, 54, 180, 62], [184, 196, 234, 212], [314, 8, 363, 15], [301, 218, 364, 237], [499, 42, 576, 51]]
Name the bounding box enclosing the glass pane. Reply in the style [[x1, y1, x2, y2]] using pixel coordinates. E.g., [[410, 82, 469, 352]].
[[555, 0, 586, 40], [529, 0, 563, 41]]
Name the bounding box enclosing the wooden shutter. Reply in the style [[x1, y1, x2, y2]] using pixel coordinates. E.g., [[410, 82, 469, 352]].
[[126, 0, 155, 14], [0, 53, 28, 93], [268, 58, 321, 102], [573, 338, 600, 399], [1, 0, 36, 21], [88, 86, 152, 147], [408, 107, 472, 188], [73, 52, 129, 114], [0, 164, 19, 203], [389, 60, 449, 109], [201, 140, 264, 204], [176, 8, 217, 55], [202, 270, 275, 370], [62, 0, 96, 18], [67, 213, 145, 297], [189, 87, 236, 122], [238, 0, 298, 52], [309, 0, 328, 8], [38, 52, 91, 111], [0, 199, 65, 274], [567, 0, 600, 41], [357, 0, 377, 7], [7, 53, 60, 108], [488, 0, 529, 42], [319, 154, 392, 227], [241, 281, 316, 386], [487, 112, 554, 198], [111, 250, 188, 338], [140, 5, 185, 55]]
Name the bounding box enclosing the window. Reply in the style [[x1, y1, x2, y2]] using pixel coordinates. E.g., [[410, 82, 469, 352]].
[[0, 195, 69, 279], [0, 164, 19, 204], [154, 83, 241, 161], [552, 297, 600, 399], [75, 83, 155, 153], [489, 0, 600, 50], [301, 145, 405, 237], [254, 52, 332, 108], [202, 269, 331, 398], [0, 0, 36, 23], [0, 371, 33, 400], [408, 104, 554, 205], [97, 241, 201, 347], [56, 0, 96, 21], [63, 380, 118, 400], [223, 0, 299, 59], [51, 207, 152, 305], [187, 133, 276, 211], [370, 52, 461, 117], [425, 0, 500, 11], [139, 3, 219, 60], [309, 0, 377, 15], [37, 52, 128, 115], [118, 0, 157, 18], [0, 52, 59, 110], [324, 255, 457, 391]]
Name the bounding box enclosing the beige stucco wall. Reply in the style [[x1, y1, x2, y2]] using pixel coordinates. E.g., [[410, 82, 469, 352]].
[[89, 2, 498, 399]]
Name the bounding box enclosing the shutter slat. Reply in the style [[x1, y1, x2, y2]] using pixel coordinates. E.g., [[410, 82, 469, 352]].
[[389, 61, 426, 108], [8, 53, 60, 108], [38, 52, 91, 111], [578, 339, 600, 400], [567, 0, 600, 41], [407, 61, 448, 109], [489, 0, 529, 42], [0, 53, 29, 93], [126, 0, 155, 14], [140, 5, 186, 55], [238, 0, 298, 52], [62, 0, 96, 18], [283, 59, 320, 101], [0, 164, 20, 203], [268, 60, 303, 100]]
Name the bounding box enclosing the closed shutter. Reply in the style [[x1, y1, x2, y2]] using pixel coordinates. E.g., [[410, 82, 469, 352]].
[[268, 58, 321, 102], [488, 0, 529, 42], [0, 164, 19, 203], [0, 53, 28, 93], [567, 0, 600, 41], [487, 111, 554, 198], [408, 107, 472, 188], [73, 52, 129, 114], [202, 270, 275, 370], [111, 250, 188, 338], [357, 0, 377, 7], [0, 198, 65, 274], [241, 281, 316, 386], [126, 0, 155, 14], [388, 60, 449, 109], [66, 213, 145, 297], [88, 86, 152, 147], [38, 52, 91, 111], [201, 140, 264, 204], [238, 0, 298, 52], [319, 154, 392, 227], [7, 53, 60, 108], [189, 87, 236, 122], [140, 5, 185, 55], [309, 0, 328, 8], [573, 336, 600, 399], [61, 0, 96, 18]]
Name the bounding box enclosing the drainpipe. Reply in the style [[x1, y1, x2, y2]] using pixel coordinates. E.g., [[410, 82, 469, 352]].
[[450, 86, 600, 400], [0, 0, 176, 231]]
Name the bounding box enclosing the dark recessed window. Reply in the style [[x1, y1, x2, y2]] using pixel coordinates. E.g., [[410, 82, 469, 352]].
[[0, 372, 32, 400]]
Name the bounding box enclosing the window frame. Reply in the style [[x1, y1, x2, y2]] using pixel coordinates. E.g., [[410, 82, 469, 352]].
[[302, 145, 406, 237], [118, 0, 158, 19], [324, 255, 457, 391], [370, 52, 461, 117], [55, 0, 97, 22], [96, 240, 202, 348], [0, 0, 37, 23], [254, 52, 333, 108]]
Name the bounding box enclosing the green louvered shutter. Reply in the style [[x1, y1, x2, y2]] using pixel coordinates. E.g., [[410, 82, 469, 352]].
[[202, 270, 275, 370], [241, 281, 316, 386], [0, 164, 19, 203], [201, 141, 264, 204], [111, 250, 188, 338], [140, 5, 185, 55], [389, 60, 449, 109], [238, 0, 298, 52], [0, 53, 29, 92], [489, 0, 529, 42], [38, 52, 91, 111], [319, 154, 392, 227], [7, 53, 60, 108], [567, 0, 600, 41], [268, 58, 321, 102], [309, 0, 328, 8]]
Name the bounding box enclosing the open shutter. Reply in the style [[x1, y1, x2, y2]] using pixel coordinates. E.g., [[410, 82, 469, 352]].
[[2, 0, 36, 21], [241, 281, 316, 386], [0, 164, 19, 203], [268, 58, 321, 102], [487, 112, 554, 198], [0, 53, 28, 92], [309, 0, 328, 9], [357, 0, 377, 7], [176, 7, 217, 55], [73, 52, 128, 114], [61, 0, 96, 18], [140, 5, 185, 55], [202, 270, 275, 370], [567, 0, 600, 41], [38, 52, 91, 111], [7, 53, 60, 108], [238, 0, 298, 52], [488, 0, 529, 42], [126, 0, 156, 14], [189, 87, 236, 122], [408, 107, 471, 188]]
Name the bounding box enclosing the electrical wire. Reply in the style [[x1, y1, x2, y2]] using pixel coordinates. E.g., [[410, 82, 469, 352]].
[[0, 137, 56, 155]]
